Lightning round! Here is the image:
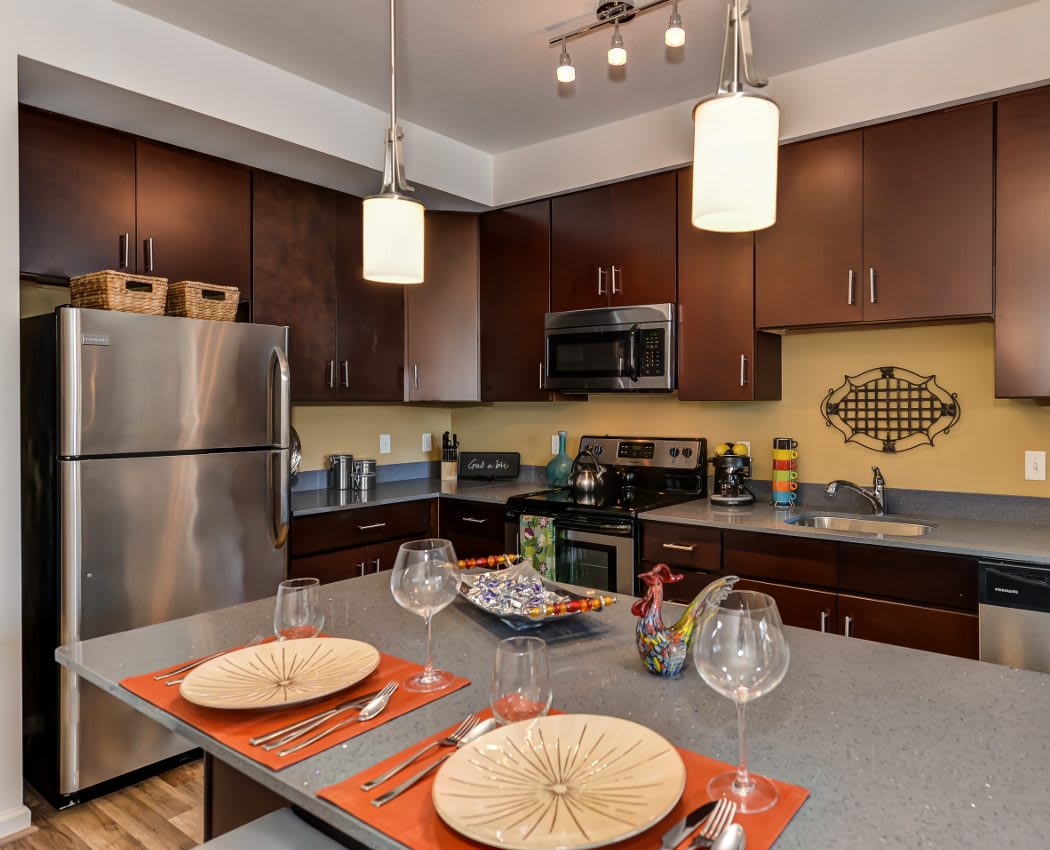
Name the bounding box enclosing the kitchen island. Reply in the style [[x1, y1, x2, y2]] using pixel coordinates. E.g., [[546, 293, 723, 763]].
[[57, 572, 1050, 849]]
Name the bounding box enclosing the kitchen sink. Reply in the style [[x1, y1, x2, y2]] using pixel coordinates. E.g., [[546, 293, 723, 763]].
[[790, 515, 934, 537]]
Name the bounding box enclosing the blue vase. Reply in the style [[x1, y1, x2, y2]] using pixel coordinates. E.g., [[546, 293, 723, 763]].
[[545, 431, 573, 486]]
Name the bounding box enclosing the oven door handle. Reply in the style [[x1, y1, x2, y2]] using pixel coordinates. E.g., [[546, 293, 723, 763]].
[[558, 519, 634, 535]]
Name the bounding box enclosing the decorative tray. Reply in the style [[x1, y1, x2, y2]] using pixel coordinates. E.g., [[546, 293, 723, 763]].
[[458, 561, 613, 630]]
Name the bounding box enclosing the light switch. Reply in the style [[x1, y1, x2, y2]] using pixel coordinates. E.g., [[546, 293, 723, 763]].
[[422, 433, 432, 452], [551, 434, 559, 454], [1025, 450, 1046, 481], [380, 434, 392, 455]]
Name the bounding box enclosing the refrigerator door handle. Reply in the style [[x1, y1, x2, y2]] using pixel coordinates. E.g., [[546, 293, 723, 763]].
[[270, 449, 290, 549], [269, 346, 291, 449], [59, 460, 83, 793]]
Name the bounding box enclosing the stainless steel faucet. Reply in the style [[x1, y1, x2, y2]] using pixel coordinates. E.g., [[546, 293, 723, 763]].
[[825, 466, 886, 515]]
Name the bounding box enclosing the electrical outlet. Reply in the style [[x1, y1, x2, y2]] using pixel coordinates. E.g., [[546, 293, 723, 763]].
[[551, 434, 559, 454], [1025, 450, 1046, 481], [379, 434, 392, 455], [422, 433, 432, 452], [735, 440, 752, 456]]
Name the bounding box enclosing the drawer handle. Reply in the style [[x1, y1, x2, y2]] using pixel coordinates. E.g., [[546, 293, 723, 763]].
[[844, 615, 854, 638], [462, 517, 488, 524], [820, 610, 829, 633], [372, 558, 382, 574], [357, 561, 366, 578], [357, 522, 387, 531], [662, 543, 696, 552]]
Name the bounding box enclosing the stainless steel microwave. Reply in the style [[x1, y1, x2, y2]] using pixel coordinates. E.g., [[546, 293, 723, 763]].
[[543, 303, 676, 393]]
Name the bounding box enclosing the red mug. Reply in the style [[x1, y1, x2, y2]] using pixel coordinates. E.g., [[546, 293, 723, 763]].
[[773, 458, 797, 471]]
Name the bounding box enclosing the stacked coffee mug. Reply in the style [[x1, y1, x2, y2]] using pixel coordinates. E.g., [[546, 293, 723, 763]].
[[772, 437, 799, 507]]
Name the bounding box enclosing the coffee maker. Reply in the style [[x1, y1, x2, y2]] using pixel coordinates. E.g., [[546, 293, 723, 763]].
[[710, 452, 755, 507]]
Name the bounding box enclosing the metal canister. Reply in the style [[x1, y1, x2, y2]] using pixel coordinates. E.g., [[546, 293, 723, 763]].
[[352, 472, 376, 491], [327, 453, 354, 490]]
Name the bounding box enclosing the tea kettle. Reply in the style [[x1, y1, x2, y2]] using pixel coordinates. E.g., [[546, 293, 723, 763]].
[[569, 449, 608, 494]]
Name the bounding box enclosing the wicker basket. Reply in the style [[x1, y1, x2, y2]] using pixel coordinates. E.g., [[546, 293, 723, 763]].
[[69, 271, 168, 315], [166, 281, 240, 322]]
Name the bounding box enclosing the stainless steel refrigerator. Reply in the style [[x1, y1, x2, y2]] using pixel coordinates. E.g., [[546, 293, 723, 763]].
[[21, 306, 290, 805]]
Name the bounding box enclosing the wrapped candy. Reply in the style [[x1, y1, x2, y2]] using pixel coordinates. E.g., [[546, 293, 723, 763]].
[[464, 570, 569, 616]]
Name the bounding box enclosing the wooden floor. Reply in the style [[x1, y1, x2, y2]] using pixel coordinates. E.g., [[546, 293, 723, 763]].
[[9, 762, 204, 850]]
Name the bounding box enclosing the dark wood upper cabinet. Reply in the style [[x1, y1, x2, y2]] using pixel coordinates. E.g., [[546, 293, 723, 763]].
[[608, 172, 677, 307], [677, 169, 780, 401], [862, 104, 993, 322], [755, 131, 863, 328], [19, 107, 136, 280], [550, 186, 610, 312], [480, 200, 551, 401], [135, 141, 252, 300], [335, 194, 405, 402], [995, 88, 1050, 398], [252, 171, 338, 402]]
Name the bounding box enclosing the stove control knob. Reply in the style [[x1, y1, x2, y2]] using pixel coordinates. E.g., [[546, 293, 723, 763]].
[[668, 447, 680, 458], [682, 447, 693, 459], [593, 445, 603, 455]]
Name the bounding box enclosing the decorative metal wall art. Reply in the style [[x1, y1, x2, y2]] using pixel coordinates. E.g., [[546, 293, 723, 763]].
[[820, 366, 960, 453]]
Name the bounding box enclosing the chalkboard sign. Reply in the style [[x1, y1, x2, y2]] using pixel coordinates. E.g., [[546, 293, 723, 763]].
[[458, 452, 520, 480]]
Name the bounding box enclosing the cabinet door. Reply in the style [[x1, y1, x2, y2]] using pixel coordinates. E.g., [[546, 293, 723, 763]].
[[723, 531, 838, 587], [550, 186, 610, 312], [838, 593, 978, 659], [609, 173, 677, 307], [252, 172, 338, 402], [440, 498, 507, 560], [862, 105, 993, 322], [678, 170, 781, 401], [367, 539, 410, 576], [640, 521, 722, 573], [755, 132, 863, 328], [135, 141, 252, 299], [405, 212, 480, 401], [734, 578, 838, 634], [480, 201, 551, 401], [19, 107, 136, 279], [291, 546, 368, 585], [335, 194, 405, 402], [995, 89, 1050, 398]]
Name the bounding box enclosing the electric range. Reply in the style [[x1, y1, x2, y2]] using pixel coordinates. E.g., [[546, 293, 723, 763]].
[[505, 435, 707, 595]]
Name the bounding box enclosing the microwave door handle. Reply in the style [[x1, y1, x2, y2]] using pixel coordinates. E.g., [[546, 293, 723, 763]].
[[627, 326, 641, 382]]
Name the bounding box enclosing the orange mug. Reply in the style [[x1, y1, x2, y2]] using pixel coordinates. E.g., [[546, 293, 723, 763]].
[[772, 479, 798, 491], [772, 449, 799, 461]]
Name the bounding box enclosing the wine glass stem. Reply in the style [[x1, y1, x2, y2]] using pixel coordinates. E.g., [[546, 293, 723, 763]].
[[734, 699, 753, 795], [422, 614, 434, 677]]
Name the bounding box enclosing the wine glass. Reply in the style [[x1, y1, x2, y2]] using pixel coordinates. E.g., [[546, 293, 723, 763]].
[[274, 577, 325, 640], [693, 590, 789, 814], [390, 539, 461, 692], [489, 636, 552, 725]]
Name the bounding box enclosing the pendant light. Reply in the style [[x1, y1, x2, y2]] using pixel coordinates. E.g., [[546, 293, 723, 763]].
[[608, 23, 627, 66], [363, 0, 425, 284], [691, 0, 779, 233], [557, 39, 576, 83], [665, 0, 685, 47]]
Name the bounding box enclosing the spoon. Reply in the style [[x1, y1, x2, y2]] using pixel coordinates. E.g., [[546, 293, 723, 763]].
[[711, 823, 745, 850], [276, 682, 398, 757]]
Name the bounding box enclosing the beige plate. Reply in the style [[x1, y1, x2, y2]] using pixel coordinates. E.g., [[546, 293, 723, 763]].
[[433, 714, 685, 850], [179, 637, 380, 710]]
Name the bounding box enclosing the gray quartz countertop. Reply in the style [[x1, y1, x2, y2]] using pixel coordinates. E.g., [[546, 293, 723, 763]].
[[58, 572, 1050, 850], [640, 501, 1050, 565], [291, 478, 550, 517]]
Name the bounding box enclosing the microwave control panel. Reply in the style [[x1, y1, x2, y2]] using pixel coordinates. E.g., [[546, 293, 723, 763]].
[[639, 329, 665, 376], [580, 436, 706, 469]]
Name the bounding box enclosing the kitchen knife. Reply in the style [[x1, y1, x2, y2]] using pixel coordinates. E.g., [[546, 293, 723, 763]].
[[659, 800, 718, 850]]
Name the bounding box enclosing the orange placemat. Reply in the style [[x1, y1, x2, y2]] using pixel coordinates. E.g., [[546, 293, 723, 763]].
[[120, 650, 470, 770], [318, 713, 809, 850]]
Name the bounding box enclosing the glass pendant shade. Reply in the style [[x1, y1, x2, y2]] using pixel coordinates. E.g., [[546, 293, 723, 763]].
[[362, 194, 425, 284], [665, 23, 686, 47], [692, 92, 779, 233]]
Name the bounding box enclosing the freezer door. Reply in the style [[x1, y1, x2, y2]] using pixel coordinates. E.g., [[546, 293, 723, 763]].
[[58, 307, 290, 456], [59, 449, 289, 793]]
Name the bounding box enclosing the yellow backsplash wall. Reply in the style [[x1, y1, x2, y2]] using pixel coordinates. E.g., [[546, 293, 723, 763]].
[[450, 322, 1050, 498]]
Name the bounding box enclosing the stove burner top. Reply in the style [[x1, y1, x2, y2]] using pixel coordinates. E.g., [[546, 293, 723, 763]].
[[508, 486, 697, 518]]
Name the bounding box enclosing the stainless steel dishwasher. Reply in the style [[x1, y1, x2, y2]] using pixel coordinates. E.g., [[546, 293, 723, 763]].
[[979, 560, 1050, 673]]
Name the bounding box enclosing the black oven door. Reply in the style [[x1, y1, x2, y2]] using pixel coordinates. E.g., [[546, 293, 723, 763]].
[[545, 328, 640, 392]]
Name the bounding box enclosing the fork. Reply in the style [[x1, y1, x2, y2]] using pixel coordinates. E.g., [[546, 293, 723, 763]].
[[161, 634, 265, 685], [359, 712, 481, 791], [249, 688, 383, 748], [276, 682, 398, 758], [687, 798, 738, 850]]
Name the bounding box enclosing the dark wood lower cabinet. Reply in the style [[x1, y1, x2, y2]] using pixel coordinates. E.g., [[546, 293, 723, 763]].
[[290, 545, 369, 584], [640, 523, 721, 573], [439, 499, 507, 561], [837, 593, 978, 659], [723, 530, 838, 587], [734, 578, 838, 635]]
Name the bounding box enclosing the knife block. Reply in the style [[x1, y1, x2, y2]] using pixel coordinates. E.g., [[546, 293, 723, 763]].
[[441, 461, 457, 482]]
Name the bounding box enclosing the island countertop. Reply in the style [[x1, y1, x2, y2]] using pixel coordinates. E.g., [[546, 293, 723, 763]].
[[57, 573, 1050, 849]]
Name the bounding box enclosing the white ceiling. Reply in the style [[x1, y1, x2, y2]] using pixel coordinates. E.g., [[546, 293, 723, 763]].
[[115, 0, 1033, 153]]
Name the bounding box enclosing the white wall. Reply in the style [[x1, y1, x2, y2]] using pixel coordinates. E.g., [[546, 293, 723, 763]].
[[0, 1, 32, 840], [493, 0, 1050, 205]]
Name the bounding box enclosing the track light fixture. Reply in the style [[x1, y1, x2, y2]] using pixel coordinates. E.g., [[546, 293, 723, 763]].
[[556, 39, 576, 83], [608, 23, 627, 66], [665, 0, 686, 47]]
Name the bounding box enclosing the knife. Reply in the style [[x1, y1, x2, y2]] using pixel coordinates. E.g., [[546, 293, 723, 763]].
[[659, 800, 718, 850]]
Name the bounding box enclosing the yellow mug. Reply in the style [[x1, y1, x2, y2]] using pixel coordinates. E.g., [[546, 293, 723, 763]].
[[772, 449, 799, 461]]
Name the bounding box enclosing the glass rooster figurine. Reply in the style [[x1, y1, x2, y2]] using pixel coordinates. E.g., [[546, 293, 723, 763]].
[[632, 564, 738, 677]]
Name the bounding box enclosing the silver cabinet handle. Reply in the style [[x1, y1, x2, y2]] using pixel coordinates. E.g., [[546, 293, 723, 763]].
[[662, 542, 696, 552], [372, 558, 382, 574], [611, 265, 621, 294], [844, 615, 854, 638], [847, 270, 856, 305], [327, 360, 336, 388], [597, 267, 607, 295], [538, 362, 544, 390], [120, 233, 129, 269], [413, 364, 419, 390], [868, 268, 877, 304], [740, 354, 749, 387], [820, 610, 829, 633], [144, 236, 154, 272], [463, 517, 488, 524], [357, 561, 367, 578], [341, 360, 350, 389], [357, 522, 387, 531]]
